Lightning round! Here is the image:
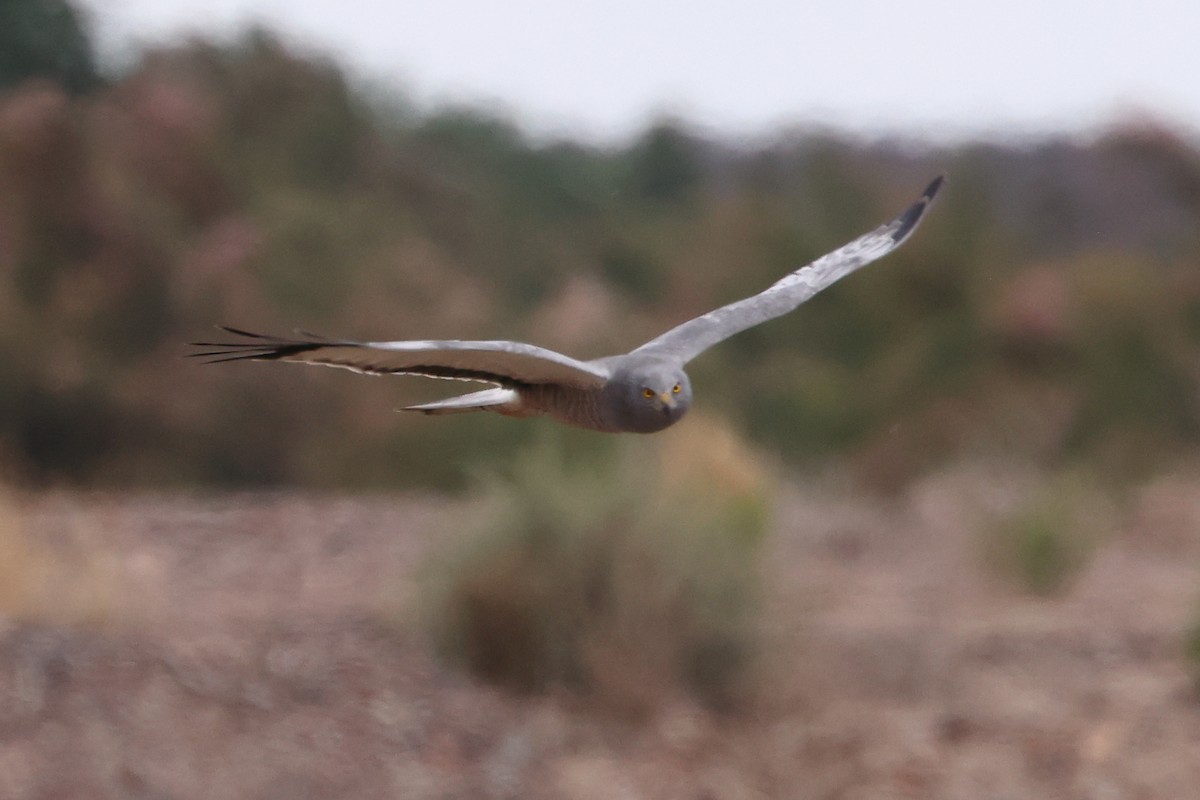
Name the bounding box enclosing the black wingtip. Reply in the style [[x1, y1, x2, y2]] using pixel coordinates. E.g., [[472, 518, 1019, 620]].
[[891, 174, 946, 244], [922, 174, 946, 202], [186, 324, 335, 363], [216, 325, 273, 339]]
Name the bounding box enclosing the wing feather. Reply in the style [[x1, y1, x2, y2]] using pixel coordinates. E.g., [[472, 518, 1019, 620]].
[[190, 328, 610, 389], [632, 176, 944, 364]]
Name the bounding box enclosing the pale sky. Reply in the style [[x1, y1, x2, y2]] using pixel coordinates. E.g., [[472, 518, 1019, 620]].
[[81, 0, 1200, 143]]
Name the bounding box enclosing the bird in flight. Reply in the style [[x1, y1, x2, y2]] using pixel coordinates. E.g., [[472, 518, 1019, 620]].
[[192, 176, 943, 433]]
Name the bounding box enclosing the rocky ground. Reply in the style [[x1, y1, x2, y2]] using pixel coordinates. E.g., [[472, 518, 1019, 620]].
[[1, 469, 1198, 799]]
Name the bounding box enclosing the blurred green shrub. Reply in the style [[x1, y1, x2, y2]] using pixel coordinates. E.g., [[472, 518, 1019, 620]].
[[420, 417, 772, 713], [979, 471, 1109, 596], [1186, 615, 1200, 696]]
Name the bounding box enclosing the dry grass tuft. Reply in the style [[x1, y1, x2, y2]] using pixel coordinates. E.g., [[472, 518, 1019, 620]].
[[0, 489, 44, 618], [0, 490, 124, 627]]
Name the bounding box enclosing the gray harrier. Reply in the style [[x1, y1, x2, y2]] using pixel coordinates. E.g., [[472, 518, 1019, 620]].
[[192, 177, 943, 433]]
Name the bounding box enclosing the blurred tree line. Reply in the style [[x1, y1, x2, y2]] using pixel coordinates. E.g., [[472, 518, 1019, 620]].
[[0, 2, 1198, 490]]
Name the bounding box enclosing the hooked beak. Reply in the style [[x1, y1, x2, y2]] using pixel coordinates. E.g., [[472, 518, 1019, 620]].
[[659, 392, 676, 410]]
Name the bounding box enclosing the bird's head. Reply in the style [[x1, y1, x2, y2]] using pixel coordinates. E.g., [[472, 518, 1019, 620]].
[[604, 360, 692, 433]]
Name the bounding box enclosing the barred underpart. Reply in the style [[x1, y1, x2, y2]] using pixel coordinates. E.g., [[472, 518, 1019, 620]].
[[516, 383, 618, 432]]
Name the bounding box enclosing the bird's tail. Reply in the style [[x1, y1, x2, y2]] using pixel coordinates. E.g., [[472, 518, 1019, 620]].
[[400, 387, 518, 415]]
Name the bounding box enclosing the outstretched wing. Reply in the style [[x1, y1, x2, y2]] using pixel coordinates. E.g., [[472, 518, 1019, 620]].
[[632, 176, 944, 364], [190, 327, 610, 389]]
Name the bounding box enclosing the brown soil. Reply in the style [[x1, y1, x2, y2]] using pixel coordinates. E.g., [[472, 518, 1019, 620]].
[[1, 471, 1198, 799]]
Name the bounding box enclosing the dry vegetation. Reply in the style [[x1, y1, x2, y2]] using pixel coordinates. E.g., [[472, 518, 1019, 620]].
[[0, 460, 1198, 798], [0, 490, 124, 627], [2, 5, 1200, 798]]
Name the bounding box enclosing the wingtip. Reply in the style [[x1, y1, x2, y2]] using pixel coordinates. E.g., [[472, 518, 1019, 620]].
[[922, 174, 946, 202], [891, 175, 946, 243], [216, 324, 269, 339]]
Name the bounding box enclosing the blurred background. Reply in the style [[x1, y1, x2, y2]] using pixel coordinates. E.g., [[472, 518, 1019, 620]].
[[0, 1, 1199, 797]]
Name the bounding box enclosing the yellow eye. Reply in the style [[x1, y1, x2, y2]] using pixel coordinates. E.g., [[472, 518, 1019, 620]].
[[642, 388, 655, 399], [672, 384, 682, 394]]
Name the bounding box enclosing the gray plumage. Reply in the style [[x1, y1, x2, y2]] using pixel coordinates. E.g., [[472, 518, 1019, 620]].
[[191, 176, 943, 434]]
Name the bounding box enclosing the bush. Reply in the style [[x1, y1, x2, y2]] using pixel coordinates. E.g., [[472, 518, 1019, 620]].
[[978, 470, 1110, 596], [420, 417, 772, 714], [1186, 616, 1200, 696]]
